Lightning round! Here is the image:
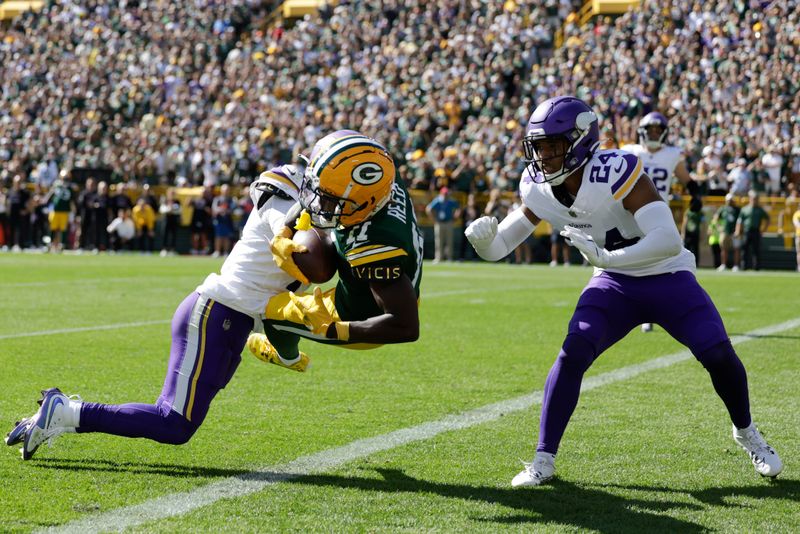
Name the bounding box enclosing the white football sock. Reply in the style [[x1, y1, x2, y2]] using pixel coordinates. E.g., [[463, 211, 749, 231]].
[[64, 398, 82, 428]]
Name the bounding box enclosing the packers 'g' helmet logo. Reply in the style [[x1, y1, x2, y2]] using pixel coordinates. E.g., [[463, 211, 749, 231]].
[[300, 130, 396, 228], [351, 162, 384, 185]]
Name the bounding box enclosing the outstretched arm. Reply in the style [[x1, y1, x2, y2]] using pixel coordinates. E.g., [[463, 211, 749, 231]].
[[332, 275, 419, 344], [465, 206, 540, 262], [563, 176, 683, 269]]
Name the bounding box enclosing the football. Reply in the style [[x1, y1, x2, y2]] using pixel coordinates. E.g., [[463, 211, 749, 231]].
[[292, 228, 338, 284]]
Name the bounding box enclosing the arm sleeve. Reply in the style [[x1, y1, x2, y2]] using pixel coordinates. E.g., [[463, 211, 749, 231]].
[[474, 208, 536, 262], [264, 197, 298, 236], [605, 201, 683, 268]]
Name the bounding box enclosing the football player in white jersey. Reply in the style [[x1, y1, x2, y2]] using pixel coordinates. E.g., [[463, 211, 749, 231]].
[[6, 166, 311, 459], [621, 112, 702, 332], [465, 96, 782, 487]]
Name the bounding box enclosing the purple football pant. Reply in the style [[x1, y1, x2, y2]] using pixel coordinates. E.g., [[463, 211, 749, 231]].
[[537, 270, 751, 454], [78, 292, 253, 444]]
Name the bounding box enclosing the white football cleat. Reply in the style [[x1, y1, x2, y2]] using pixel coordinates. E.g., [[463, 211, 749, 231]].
[[733, 423, 783, 477], [21, 388, 77, 460], [512, 452, 556, 487]]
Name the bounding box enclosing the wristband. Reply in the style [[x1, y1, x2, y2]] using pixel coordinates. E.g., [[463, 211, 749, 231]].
[[334, 321, 350, 342]]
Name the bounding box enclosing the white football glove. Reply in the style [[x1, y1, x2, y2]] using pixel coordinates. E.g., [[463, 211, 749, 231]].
[[465, 216, 499, 251], [560, 227, 610, 268]]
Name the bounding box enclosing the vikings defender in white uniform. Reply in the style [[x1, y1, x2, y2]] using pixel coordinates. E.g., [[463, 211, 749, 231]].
[[465, 96, 781, 488], [620, 112, 697, 201], [621, 112, 700, 331], [7, 166, 308, 459]]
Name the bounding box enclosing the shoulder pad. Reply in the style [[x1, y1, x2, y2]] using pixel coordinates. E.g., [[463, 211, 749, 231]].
[[590, 151, 643, 201]]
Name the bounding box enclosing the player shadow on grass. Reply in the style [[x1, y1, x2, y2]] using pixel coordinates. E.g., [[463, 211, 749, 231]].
[[34, 457, 247, 478], [595, 479, 800, 506], [277, 468, 706, 532]]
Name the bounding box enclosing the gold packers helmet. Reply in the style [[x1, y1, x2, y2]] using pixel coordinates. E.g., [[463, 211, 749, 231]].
[[299, 130, 395, 228]]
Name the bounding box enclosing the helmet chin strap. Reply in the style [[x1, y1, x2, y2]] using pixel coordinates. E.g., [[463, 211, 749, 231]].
[[646, 140, 662, 150]]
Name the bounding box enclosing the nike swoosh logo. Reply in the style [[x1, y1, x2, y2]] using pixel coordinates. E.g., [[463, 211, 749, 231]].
[[42, 397, 64, 429], [614, 160, 625, 173]]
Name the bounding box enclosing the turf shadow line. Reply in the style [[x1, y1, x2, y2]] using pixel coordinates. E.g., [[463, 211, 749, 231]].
[[280, 468, 706, 533], [34, 458, 246, 479], [589, 479, 800, 507]]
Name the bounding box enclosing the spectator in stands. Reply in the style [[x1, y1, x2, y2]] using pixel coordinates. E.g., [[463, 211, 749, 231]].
[[112, 183, 134, 216], [762, 144, 785, 196], [132, 197, 156, 252], [159, 188, 182, 257], [140, 184, 160, 213], [30, 185, 49, 249], [426, 187, 459, 263], [190, 186, 215, 255], [777, 183, 798, 241], [92, 181, 112, 252], [8, 175, 31, 251], [77, 178, 97, 251], [459, 193, 481, 261], [714, 193, 741, 271], [727, 159, 751, 196], [790, 145, 800, 189], [0, 185, 8, 249], [107, 209, 136, 252], [735, 191, 770, 271], [0, 0, 797, 259], [212, 184, 236, 257], [681, 197, 704, 267]]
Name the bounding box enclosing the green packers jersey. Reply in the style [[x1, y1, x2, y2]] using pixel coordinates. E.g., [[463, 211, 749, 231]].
[[52, 184, 73, 212], [333, 179, 423, 321]]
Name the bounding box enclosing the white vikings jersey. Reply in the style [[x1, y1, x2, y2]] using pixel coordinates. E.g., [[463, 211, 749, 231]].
[[196, 166, 307, 317], [619, 144, 682, 201], [520, 149, 695, 277]]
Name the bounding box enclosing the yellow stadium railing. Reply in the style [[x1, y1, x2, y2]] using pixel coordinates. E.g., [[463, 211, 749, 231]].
[[0, 0, 43, 21]]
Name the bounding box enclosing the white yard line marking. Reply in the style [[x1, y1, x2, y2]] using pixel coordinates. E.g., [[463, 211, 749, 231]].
[[0, 321, 171, 341], [40, 316, 800, 534]]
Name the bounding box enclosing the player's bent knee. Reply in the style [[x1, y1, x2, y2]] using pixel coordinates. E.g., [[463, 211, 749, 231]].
[[558, 333, 596, 373], [695, 340, 738, 369], [157, 411, 200, 445]]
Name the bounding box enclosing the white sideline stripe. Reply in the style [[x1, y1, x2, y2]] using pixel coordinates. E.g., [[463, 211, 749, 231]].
[[41, 316, 800, 534], [0, 321, 171, 341]]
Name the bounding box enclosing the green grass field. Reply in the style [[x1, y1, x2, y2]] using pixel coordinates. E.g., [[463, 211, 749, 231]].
[[1, 253, 798, 533]]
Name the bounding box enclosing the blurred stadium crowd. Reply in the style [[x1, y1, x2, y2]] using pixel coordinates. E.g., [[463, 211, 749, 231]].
[[0, 0, 798, 264]]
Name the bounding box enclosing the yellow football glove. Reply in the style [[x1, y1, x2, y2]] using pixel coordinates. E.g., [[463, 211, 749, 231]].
[[270, 226, 310, 284], [294, 209, 312, 231], [289, 287, 350, 341]]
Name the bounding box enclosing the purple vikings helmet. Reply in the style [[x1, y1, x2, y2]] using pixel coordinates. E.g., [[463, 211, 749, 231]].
[[637, 112, 669, 150], [523, 96, 600, 186]]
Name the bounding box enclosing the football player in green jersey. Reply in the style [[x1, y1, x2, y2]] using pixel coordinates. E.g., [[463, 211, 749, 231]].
[[247, 130, 424, 371]]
